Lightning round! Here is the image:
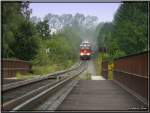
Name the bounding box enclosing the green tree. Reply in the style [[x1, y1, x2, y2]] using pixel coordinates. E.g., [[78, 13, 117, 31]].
[[97, 22, 114, 49], [2, 2, 23, 57], [2, 2, 40, 60], [12, 21, 40, 60], [96, 2, 148, 60], [36, 19, 51, 39], [113, 2, 148, 54]]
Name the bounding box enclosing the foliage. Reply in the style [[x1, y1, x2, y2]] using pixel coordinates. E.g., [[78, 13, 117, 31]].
[[96, 2, 148, 60], [32, 32, 77, 67], [43, 13, 98, 30], [2, 2, 23, 57], [113, 2, 148, 54], [94, 53, 102, 75], [36, 19, 51, 39], [12, 21, 40, 60], [31, 25, 81, 75], [42, 13, 98, 45], [97, 22, 114, 49], [32, 64, 61, 75], [2, 2, 98, 75], [2, 2, 39, 60], [16, 72, 23, 79]]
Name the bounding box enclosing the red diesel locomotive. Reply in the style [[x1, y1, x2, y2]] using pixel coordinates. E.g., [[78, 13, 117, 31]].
[[80, 40, 92, 60]]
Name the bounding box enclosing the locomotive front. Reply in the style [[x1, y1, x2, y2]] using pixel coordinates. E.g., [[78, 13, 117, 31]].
[[80, 41, 92, 60]]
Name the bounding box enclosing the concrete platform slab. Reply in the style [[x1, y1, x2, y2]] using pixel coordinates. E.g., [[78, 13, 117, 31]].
[[57, 80, 147, 111]]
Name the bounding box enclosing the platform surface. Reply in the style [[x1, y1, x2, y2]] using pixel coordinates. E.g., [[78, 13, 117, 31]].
[[57, 80, 147, 111]]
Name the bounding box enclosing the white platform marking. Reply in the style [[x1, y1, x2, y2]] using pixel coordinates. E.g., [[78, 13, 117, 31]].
[[91, 75, 105, 80]]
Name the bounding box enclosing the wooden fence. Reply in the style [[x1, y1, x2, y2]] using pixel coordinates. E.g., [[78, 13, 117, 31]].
[[102, 51, 148, 100], [2, 59, 31, 78]]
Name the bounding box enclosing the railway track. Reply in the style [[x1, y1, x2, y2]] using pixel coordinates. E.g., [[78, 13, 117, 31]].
[[2, 61, 87, 111], [2, 62, 81, 92], [3, 79, 24, 85]]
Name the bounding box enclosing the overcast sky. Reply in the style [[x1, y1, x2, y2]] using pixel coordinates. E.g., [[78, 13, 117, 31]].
[[30, 3, 121, 22]]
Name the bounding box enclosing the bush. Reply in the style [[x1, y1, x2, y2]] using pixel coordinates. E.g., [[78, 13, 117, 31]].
[[16, 72, 22, 79]]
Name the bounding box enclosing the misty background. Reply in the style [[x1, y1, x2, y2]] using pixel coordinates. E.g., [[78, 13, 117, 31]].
[[30, 3, 121, 52]]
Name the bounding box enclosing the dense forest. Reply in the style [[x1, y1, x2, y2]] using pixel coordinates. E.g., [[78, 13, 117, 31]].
[[96, 2, 148, 60], [2, 2, 98, 74]]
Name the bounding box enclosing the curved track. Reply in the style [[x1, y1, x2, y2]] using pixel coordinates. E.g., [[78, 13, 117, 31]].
[[2, 62, 87, 111]]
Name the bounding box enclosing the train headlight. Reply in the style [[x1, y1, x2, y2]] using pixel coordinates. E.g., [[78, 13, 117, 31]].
[[80, 53, 84, 56], [87, 53, 90, 55]]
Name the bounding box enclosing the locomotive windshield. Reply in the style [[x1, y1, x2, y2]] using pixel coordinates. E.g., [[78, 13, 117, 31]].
[[80, 46, 91, 50]]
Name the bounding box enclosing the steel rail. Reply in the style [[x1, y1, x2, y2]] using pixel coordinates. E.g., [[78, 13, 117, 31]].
[[2, 77, 67, 110], [2, 62, 86, 111], [12, 64, 85, 111], [2, 62, 81, 92]]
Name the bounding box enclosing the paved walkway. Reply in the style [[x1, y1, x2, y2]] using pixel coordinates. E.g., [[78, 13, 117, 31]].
[[87, 60, 105, 80], [86, 60, 96, 76], [91, 75, 105, 80], [57, 80, 147, 111]]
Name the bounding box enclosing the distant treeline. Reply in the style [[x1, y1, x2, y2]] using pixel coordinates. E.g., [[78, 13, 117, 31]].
[[2, 2, 98, 74], [96, 2, 148, 60], [2, 2, 79, 74]]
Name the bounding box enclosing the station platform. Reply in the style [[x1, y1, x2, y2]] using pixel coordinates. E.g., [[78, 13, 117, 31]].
[[57, 80, 147, 111]]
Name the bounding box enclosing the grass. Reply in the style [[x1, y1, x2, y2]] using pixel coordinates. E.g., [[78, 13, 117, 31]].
[[31, 60, 75, 76], [16, 72, 23, 79], [16, 60, 75, 79], [15, 64, 70, 80], [85, 73, 91, 80], [32, 64, 63, 75], [16, 72, 41, 80], [80, 72, 91, 80]]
